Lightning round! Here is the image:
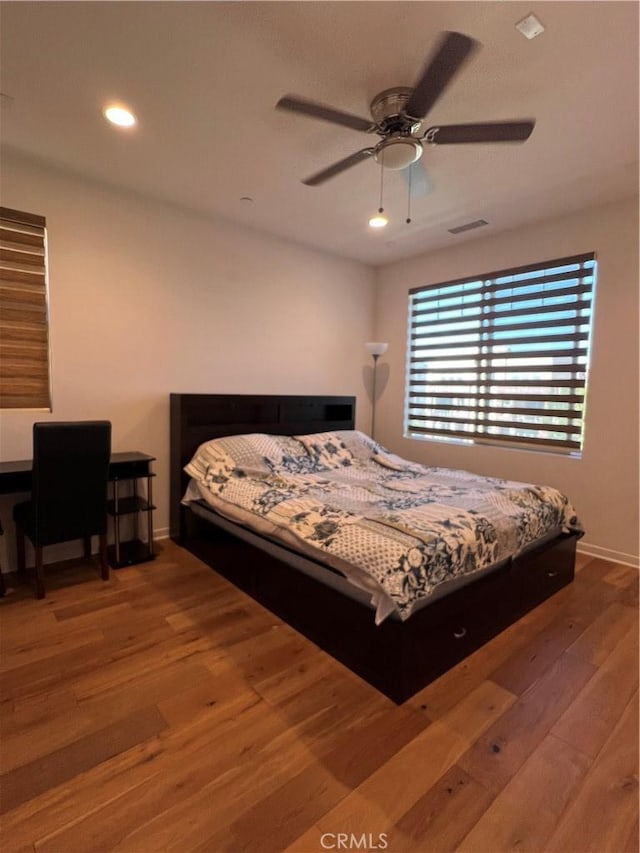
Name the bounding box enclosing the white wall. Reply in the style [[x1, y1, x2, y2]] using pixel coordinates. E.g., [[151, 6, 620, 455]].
[[2, 152, 637, 571], [374, 196, 639, 565], [0, 151, 375, 569]]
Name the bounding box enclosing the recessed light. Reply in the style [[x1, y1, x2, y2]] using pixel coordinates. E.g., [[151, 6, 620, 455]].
[[515, 13, 545, 40], [103, 104, 136, 128], [369, 214, 388, 229]]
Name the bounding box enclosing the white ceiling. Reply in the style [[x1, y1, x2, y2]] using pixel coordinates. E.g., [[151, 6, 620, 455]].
[[1, 1, 638, 265]]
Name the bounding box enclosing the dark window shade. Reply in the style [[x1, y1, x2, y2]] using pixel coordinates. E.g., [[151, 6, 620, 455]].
[[0, 207, 51, 410], [405, 252, 596, 454]]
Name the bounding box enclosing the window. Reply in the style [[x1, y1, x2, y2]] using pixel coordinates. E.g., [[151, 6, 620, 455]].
[[405, 252, 596, 454], [0, 207, 52, 410]]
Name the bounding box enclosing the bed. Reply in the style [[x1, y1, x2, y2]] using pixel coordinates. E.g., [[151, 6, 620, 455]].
[[170, 393, 580, 703]]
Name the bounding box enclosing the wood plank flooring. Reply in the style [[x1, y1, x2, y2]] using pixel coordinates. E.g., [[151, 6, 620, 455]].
[[0, 542, 637, 852]]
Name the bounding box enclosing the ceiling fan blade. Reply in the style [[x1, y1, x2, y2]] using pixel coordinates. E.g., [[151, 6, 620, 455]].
[[405, 31, 479, 120], [277, 95, 375, 133], [401, 160, 432, 198], [424, 121, 535, 144], [302, 148, 376, 186]]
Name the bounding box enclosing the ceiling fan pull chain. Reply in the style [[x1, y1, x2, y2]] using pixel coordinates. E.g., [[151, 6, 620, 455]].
[[378, 150, 385, 215], [406, 166, 413, 224]]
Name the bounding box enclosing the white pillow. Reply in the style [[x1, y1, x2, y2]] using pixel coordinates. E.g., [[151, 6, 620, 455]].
[[295, 432, 354, 469]]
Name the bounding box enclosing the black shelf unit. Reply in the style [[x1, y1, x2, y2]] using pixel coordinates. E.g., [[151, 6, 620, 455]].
[[107, 452, 156, 569]]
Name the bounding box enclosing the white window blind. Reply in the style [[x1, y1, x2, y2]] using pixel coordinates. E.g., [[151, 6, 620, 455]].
[[406, 252, 596, 453], [0, 207, 52, 410]]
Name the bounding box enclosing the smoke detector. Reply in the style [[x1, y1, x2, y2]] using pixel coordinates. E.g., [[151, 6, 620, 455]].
[[515, 14, 545, 40]]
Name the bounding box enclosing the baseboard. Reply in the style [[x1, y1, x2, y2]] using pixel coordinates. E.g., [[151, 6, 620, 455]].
[[0, 527, 172, 575], [577, 542, 639, 569], [2, 528, 637, 573], [160, 531, 639, 569]]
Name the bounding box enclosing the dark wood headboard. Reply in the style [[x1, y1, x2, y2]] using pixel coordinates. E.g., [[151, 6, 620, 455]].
[[169, 393, 356, 541]]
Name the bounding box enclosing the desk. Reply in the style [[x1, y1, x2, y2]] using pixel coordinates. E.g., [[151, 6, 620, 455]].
[[0, 452, 155, 576], [0, 452, 154, 493]]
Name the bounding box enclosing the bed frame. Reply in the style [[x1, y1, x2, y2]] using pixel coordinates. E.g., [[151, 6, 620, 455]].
[[170, 393, 577, 704]]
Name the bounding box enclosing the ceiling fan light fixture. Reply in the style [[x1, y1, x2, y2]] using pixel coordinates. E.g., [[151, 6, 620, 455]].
[[374, 138, 422, 171]]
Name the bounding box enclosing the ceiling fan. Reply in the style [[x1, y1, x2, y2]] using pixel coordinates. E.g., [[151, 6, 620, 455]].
[[276, 31, 535, 187]]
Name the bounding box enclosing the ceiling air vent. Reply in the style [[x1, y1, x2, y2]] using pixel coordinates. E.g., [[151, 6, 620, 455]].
[[448, 219, 489, 235]]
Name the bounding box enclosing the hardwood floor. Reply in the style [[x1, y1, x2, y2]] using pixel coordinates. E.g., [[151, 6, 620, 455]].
[[0, 542, 637, 852]]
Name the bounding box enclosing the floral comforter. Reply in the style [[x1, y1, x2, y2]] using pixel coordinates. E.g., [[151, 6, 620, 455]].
[[184, 430, 582, 622]]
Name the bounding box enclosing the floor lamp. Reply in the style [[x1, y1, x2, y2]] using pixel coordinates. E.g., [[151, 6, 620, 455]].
[[365, 342, 388, 440]]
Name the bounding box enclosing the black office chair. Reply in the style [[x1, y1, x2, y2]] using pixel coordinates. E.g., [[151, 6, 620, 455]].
[[13, 421, 112, 599]]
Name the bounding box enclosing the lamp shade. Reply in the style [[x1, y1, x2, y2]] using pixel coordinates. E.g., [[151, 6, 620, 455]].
[[365, 342, 388, 357]]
